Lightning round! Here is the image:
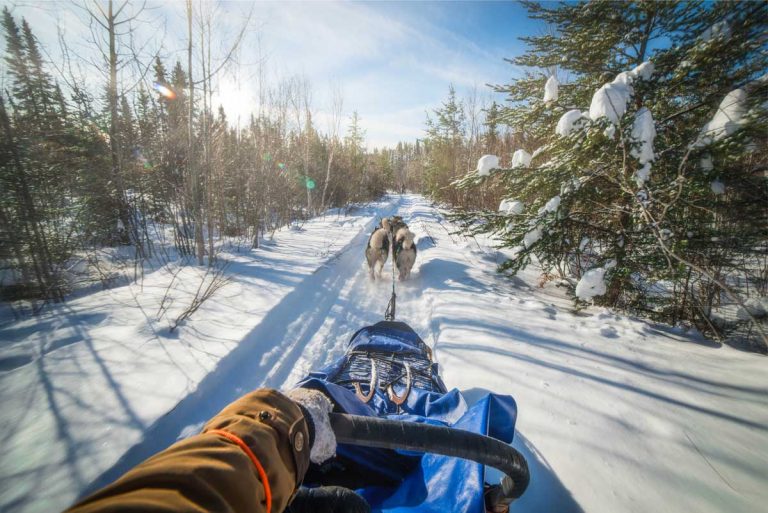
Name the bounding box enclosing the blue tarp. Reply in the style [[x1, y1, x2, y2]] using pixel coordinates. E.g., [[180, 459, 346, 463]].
[[297, 321, 518, 513]]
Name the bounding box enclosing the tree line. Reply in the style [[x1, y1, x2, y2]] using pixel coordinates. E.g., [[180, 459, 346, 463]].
[[0, 3, 397, 307]]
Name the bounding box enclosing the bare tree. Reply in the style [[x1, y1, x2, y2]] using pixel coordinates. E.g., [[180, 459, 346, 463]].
[[85, 0, 153, 257], [320, 82, 343, 213]]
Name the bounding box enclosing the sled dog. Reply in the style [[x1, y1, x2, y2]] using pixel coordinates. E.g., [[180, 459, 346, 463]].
[[394, 227, 417, 281], [366, 218, 391, 280], [389, 215, 408, 235], [379, 216, 408, 236]]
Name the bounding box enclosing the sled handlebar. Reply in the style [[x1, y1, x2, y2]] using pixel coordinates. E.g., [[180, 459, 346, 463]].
[[329, 412, 530, 500]]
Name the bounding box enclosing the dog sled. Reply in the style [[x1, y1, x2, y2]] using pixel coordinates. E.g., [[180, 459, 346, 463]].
[[295, 319, 530, 512]]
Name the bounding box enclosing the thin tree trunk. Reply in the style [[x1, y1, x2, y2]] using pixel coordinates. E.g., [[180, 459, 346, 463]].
[[187, 0, 204, 265]]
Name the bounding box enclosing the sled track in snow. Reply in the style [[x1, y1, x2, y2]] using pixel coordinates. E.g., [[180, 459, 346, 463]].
[[83, 197, 404, 497]]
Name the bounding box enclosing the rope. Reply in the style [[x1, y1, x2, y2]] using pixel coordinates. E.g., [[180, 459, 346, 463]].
[[384, 224, 397, 320]]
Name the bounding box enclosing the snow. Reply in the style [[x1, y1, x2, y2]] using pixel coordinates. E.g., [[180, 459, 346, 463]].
[[700, 154, 714, 172], [541, 196, 561, 214], [556, 109, 586, 136], [476, 155, 500, 176], [560, 177, 583, 195], [589, 80, 632, 125], [631, 61, 655, 81], [631, 107, 656, 186], [523, 226, 543, 248], [543, 75, 559, 103], [696, 89, 747, 146], [737, 298, 767, 321], [2, 194, 768, 513], [711, 180, 726, 195], [635, 163, 652, 186], [630, 107, 656, 164], [511, 149, 532, 169], [589, 62, 654, 126], [701, 21, 731, 42], [575, 266, 608, 301], [499, 199, 525, 215]]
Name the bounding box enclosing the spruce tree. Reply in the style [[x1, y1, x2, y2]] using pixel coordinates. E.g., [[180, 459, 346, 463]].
[[424, 85, 466, 203], [454, 0, 767, 348]]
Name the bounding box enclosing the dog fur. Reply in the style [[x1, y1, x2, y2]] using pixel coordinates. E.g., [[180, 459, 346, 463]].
[[389, 216, 408, 235], [366, 219, 391, 280], [394, 227, 416, 281]]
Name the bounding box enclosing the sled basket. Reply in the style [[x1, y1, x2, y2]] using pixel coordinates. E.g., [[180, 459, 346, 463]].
[[297, 321, 529, 512]]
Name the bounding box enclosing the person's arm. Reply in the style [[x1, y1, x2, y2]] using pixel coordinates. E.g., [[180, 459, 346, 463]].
[[67, 389, 312, 513]]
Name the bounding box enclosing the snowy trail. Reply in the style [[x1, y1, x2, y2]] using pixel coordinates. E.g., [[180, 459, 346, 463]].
[[83, 197, 405, 495], [2, 194, 766, 513]]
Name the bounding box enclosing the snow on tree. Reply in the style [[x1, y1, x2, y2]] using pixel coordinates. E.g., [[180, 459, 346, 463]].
[[701, 20, 731, 42], [575, 267, 608, 301], [630, 107, 656, 185], [543, 75, 559, 102], [540, 195, 560, 214], [476, 154, 499, 176], [523, 226, 542, 248], [556, 110, 587, 136], [695, 88, 747, 146], [511, 149, 532, 168], [499, 199, 525, 215], [589, 77, 633, 125]]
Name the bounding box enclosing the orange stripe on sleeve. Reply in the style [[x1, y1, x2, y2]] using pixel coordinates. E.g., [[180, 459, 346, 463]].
[[207, 429, 272, 513]]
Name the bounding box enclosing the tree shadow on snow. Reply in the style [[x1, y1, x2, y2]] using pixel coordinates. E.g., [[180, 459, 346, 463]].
[[79, 210, 398, 502], [461, 387, 585, 513], [417, 259, 486, 294]]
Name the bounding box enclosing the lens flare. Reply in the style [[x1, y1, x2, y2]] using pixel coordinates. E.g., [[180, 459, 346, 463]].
[[277, 162, 285, 171], [152, 82, 177, 100], [305, 178, 316, 190]]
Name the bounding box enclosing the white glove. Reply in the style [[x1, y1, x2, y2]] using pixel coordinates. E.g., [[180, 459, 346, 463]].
[[287, 388, 336, 464]]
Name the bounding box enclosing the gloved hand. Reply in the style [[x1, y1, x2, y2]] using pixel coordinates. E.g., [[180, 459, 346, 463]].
[[286, 388, 336, 464], [286, 486, 371, 513]]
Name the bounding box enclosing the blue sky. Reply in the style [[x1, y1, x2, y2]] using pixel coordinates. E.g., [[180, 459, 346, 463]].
[[1, 1, 545, 148]]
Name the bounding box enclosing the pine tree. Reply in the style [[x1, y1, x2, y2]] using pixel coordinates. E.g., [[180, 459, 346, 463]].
[[1, 9, 33, 117], [454, 0, 767, 348], [424, 85, 466, 203], [21, 19, 57, 124], [345, 111, 367, 199]]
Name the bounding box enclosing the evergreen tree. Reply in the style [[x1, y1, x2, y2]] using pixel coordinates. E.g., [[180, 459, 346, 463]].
[[424, 85, 466, 203], [1, 9, 33, 117], [345, 111, 367, 199], [454, 0, 767, 348], [21, 19, 57, 124]]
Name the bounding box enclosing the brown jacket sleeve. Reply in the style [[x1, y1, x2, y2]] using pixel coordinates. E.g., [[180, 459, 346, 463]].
[[67, 389, 311, 513]]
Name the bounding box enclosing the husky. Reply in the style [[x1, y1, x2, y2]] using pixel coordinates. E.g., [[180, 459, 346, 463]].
[[379, 216, 408, 236], [389, 216, 408, 235], [394, 227, 417, 281], [366, 218, 391, 280]]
